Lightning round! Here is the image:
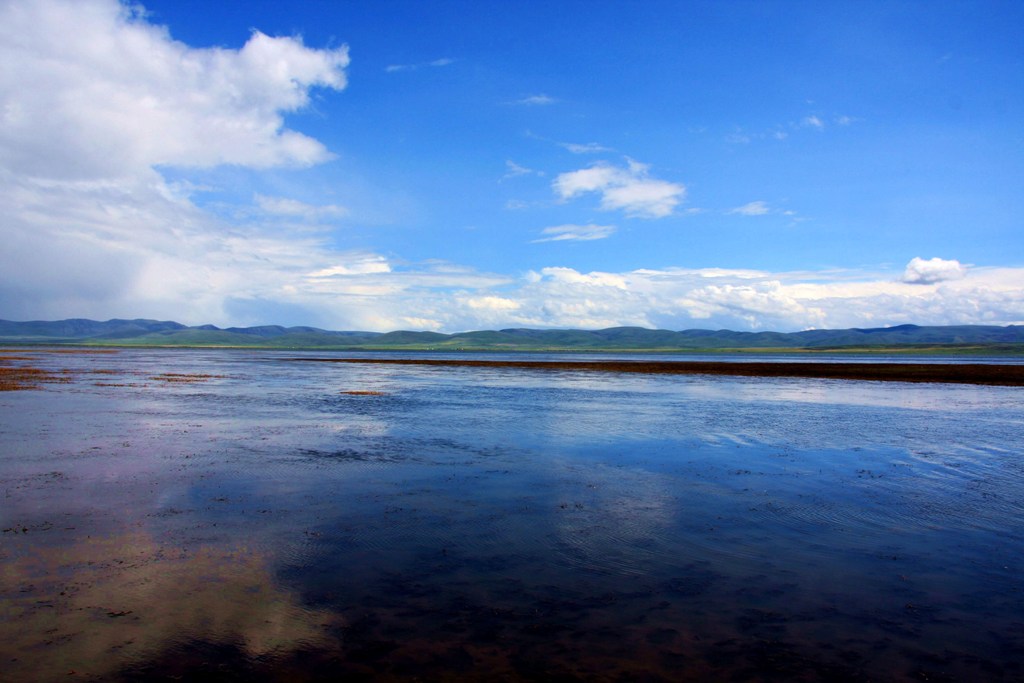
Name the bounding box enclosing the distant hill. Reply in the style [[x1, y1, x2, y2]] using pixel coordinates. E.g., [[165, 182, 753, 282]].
[[0, 318, 188, 340], [1, 318, 1023, 353]]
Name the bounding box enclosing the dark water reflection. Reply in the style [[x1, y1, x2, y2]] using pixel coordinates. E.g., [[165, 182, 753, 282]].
[[1, 349, 1023, 681]]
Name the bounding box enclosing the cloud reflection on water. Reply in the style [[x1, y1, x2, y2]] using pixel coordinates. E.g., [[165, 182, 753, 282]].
[[0, 530, 339, 681]]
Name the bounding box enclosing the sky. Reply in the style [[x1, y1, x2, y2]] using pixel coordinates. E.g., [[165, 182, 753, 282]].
[[1, 0, 1022, 332]]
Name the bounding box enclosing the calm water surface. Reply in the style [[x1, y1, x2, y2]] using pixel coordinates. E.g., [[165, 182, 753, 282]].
[[2, 349, 1022, 681]]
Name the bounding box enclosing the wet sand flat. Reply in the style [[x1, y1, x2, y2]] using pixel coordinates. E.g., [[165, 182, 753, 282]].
[[291, 356, 1024, 385]]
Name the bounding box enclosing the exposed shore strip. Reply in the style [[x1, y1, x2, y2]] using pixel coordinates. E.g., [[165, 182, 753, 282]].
[[289, 358, 1024, 386]]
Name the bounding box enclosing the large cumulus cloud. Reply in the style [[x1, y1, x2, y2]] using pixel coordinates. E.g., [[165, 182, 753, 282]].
[[0, 0, 356, 326], [0, 0, 349, 179], [901, 257, 966, 285]]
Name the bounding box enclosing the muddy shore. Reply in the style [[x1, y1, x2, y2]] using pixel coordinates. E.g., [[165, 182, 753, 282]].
[[290, 357, 1024, 386]]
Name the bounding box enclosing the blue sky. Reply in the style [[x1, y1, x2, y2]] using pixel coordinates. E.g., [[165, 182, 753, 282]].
[[1, 0, 1021, 331]]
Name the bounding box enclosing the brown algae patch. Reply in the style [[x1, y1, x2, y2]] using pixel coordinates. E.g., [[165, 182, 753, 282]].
[[340, 390, 388, 396], [0, 347, 119, 362], [0, 348, 122, 390], [0, 365, 73, 391], [0, 348, 119, 354], [0, 351, 228, 390]]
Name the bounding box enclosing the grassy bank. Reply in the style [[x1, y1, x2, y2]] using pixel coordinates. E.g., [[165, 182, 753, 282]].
[[1, 340, 1020, 356]]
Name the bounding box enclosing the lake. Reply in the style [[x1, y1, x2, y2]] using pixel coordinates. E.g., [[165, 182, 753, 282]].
[[2, 348, 1022, 681]]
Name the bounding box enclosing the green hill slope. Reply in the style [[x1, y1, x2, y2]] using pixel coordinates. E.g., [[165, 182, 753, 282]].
[[1, 318, 1022, 352]]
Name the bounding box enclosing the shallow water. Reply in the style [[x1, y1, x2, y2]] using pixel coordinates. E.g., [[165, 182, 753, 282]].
[[1, 349, 1023, 681]]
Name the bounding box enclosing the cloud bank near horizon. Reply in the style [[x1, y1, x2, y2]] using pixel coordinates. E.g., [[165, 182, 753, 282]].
[[0, 0, 1021, 333]]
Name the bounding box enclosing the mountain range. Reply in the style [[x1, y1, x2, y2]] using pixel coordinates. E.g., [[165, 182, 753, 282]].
[[2, 318, 1023, 352]]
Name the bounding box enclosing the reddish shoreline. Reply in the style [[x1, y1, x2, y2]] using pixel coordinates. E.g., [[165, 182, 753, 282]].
[[290, 357, 1024, 386]]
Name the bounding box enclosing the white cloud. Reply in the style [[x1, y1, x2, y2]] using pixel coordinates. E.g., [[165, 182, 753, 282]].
[[728, 201, 770, 216], [465, 296, 520, 311], [902, 257, 967, 284], [501, 160, 537, 180], [514, 94, 556, 105], [385, 57, 454, 72], [5, 168, 1021, 334], [532, 224, 616, 243], [307, 255, 392, 278], [553, 159, 686, 218], [561, 141, 614, 154], [539, 267, 628, 289], [307, 263, 1023, 332], [255, 194, 347, 220], [0, 0, 349, 180], [440, 264, 1024, 332], [802, 115, 825, 129], [0, 0, 361, 328], [1, 3, 1021, 335]]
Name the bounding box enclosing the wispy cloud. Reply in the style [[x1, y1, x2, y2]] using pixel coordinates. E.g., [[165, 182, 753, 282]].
[[255, 194, 347, 220], [560, 141, 614, 154], [802, 115, 825, 129], [728, 111, 857, 145], [513, 94, 556, 105], [553, 159, 686, 218], [501, 160, 539, 180], [727, 129, 790, 144], [385, 57, 454, 73], [532, 223, 616, 243], [725, 130, 752, 145], [728, 201, 770, 216]]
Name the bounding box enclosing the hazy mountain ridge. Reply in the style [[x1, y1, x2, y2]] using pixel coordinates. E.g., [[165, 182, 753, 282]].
[[1, 318, 1023, 351]]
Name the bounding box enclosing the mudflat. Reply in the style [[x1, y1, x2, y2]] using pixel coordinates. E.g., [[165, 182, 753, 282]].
[[291, 357, 1024, 386]]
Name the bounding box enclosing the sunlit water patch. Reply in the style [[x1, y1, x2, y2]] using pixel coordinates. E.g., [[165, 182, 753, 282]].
[[1, 349, 1022, 681]]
